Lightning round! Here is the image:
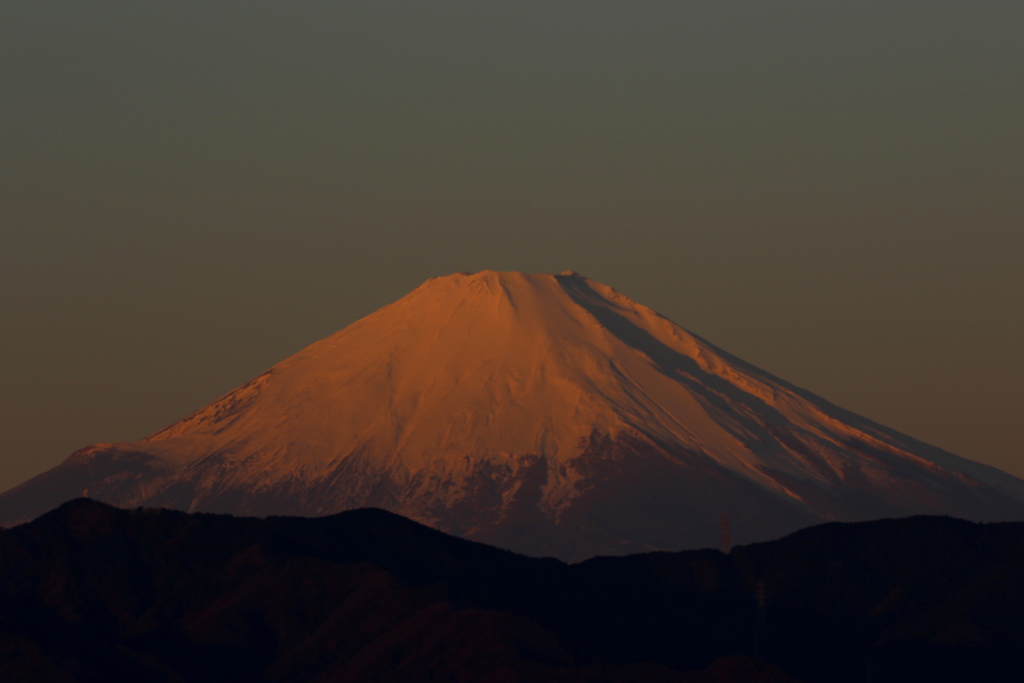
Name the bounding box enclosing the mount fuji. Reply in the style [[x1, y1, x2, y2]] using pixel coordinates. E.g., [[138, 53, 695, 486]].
[[3, 270, 1023, 560]]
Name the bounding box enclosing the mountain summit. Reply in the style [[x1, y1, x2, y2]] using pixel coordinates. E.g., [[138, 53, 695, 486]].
[[3, 271, 1023, 560]]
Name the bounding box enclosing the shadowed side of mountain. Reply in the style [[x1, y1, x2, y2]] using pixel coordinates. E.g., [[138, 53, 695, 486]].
[[465, 432, 821, 561]]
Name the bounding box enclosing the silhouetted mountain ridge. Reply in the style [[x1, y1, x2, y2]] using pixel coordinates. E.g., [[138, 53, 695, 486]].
[[2, 500, 1024, 682]]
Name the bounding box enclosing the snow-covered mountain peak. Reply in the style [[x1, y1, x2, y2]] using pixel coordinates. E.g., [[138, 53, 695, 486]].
[[3, 271, 1023, 560]]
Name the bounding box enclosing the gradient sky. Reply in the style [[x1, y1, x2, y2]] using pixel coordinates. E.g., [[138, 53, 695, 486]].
[[2, 1, 1022, 492]]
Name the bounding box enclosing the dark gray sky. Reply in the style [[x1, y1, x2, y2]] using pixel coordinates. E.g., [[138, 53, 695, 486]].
[[2, 1, 1022, 492]]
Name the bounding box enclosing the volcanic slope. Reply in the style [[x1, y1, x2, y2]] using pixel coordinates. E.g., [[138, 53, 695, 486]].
[[3, 271, 1023, 560]]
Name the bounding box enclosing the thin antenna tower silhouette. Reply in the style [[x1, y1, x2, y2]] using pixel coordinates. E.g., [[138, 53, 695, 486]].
[[720, 513, 731, 553]]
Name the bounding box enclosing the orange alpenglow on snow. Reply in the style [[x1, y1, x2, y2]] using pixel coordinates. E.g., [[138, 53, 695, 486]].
[[2, 271, 1023, 560]]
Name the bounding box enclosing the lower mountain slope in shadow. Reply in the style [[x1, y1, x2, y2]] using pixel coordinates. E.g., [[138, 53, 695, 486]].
[[2, 500, 1024, 682]]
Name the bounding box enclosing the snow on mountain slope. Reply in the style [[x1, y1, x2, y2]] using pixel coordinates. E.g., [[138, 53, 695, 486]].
[[3, 271, 1023, 560]]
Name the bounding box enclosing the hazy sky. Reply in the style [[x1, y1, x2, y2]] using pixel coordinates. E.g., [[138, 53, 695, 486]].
[[2, 1, 1022, 492]]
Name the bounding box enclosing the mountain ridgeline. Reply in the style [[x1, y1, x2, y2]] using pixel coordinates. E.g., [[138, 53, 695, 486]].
[[3, 271, 1024, 560], [2, 500, 1024, 682]]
